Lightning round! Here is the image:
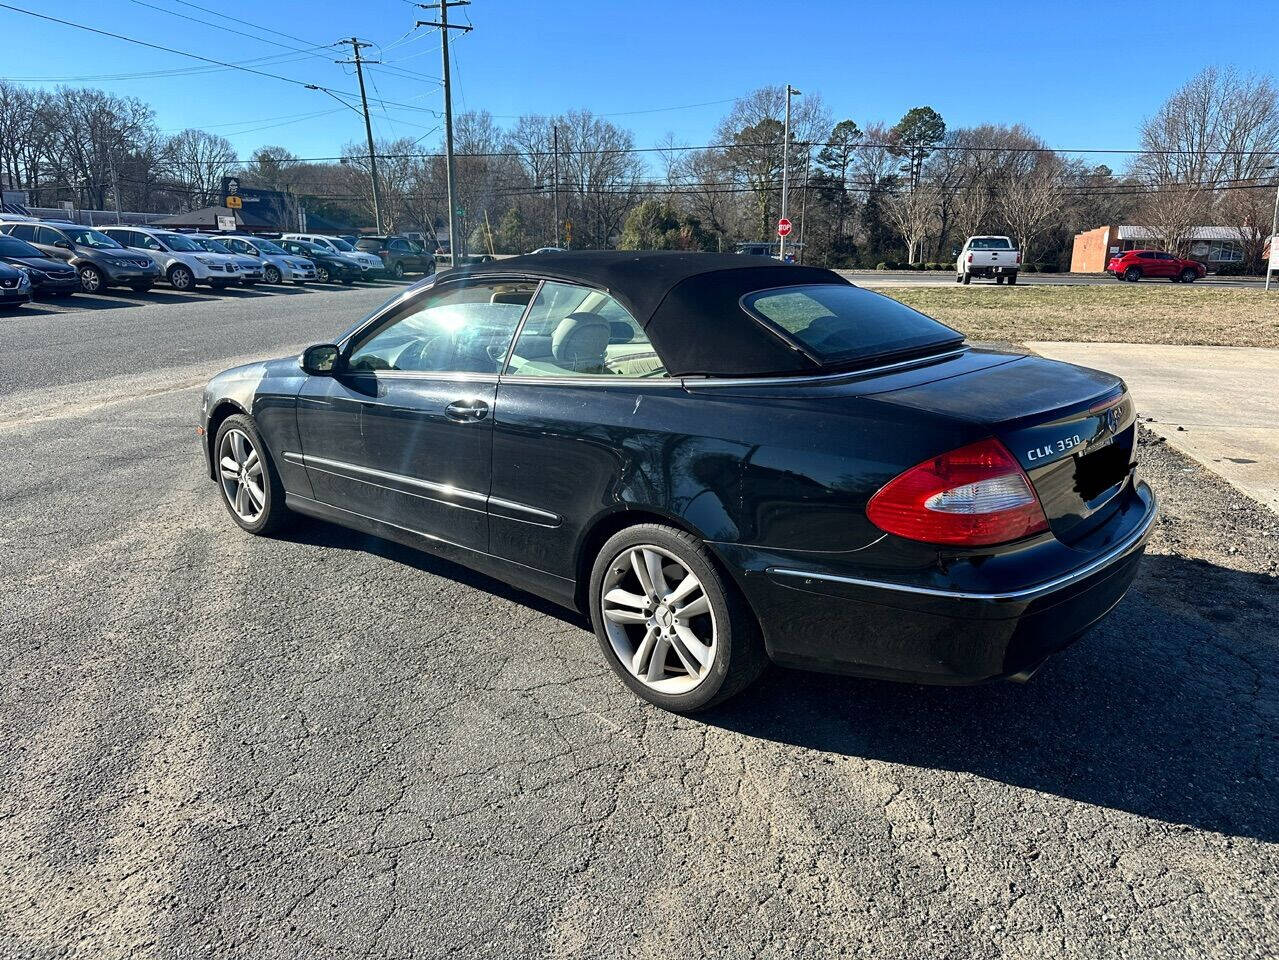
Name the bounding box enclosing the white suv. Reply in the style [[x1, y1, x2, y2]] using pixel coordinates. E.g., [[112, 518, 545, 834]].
[[283, 233, 383, 276], [100, 226, 240, 291]]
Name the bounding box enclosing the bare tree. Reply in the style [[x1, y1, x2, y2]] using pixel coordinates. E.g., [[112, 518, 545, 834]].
[[998, 149, 1071, 264], [161, 129, 237, 207], [883, 182, 938, 263]]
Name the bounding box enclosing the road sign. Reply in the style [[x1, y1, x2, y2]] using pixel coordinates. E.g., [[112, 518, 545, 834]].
[[225, 195, 242, 209], [216, 215, 236, 231], [777, 217, 792, 237]]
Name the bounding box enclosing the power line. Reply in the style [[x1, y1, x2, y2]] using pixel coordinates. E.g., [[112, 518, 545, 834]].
[[167, 0, 323, 49], [125, 0, 335, 61]]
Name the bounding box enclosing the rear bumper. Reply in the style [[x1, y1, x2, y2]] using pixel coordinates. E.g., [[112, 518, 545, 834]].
[[719, 482, 1157, 684]]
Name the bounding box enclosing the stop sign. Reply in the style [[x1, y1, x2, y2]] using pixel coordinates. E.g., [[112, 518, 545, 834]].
[[777, 218, 792, 237]]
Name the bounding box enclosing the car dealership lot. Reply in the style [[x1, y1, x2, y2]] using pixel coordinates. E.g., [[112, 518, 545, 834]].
[[0, 286, 1276, 958]]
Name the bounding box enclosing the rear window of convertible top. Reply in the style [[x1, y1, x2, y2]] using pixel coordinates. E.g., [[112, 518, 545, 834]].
[[742, 284, 962, 368]]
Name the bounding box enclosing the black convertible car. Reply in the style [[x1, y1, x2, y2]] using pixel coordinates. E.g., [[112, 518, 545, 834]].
[[200, 252, 1156, 711]]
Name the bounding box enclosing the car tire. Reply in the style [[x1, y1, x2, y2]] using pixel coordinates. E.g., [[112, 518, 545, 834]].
[[1124, 267, 1142, 282], [392, 261, 405, 279], [1007, 272, 1018, 285], [589, 523, 767, 713], [996, 275, 1005, 285], [316, 265, 331, 283], [961, 272, 971, 285], [213, 414, 289, 536], [263, 265, 282, 284], [1180, 268, 1197, 283], [955, 273, 963, 283], [168, 264, 195, 291], [78, 264, 105, 294]]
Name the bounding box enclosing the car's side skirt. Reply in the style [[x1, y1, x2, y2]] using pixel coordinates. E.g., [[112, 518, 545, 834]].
[[284, 492, 579, 611]]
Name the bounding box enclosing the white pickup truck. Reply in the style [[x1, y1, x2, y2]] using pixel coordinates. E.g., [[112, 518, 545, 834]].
[[956, 235, 1021, 285]]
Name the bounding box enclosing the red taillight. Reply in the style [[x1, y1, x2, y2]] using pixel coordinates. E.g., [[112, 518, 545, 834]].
[[866, 437, 1049, 546], [966, 253, 973, 263], [1016, 252, 1022, 265]]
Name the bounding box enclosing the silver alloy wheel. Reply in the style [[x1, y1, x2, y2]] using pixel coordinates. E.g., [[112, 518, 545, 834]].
[[218, 428, 266, 523], [170, 265, 193, 290], [264, 265, 281, 284], [79, 266, 101, 293], [600, 544, 717, 694]]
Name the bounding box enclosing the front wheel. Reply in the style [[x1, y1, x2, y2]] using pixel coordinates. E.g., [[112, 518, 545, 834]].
[[213, 414, 289, 536], [263, 265, 282, 284], [589, 523, 766, 712], [392, 261, 405, 279], [78, 265, 105, 294], [315, 265, 331, 283], [1180, 268, 1197, 283], [168, 264, 195, 290]]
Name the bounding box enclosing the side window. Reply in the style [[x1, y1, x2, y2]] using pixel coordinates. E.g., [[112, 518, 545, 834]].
[[390, 239, 408, 252], [139, 234, 163, 251], [36, 227, 64, 246], [10, 224, 36, 241], [346, 279, 537, 375], [507, 281, 668, 379]]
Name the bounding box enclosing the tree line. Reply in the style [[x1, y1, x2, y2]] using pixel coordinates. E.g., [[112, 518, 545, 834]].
[[2, 67, 1277, 269]]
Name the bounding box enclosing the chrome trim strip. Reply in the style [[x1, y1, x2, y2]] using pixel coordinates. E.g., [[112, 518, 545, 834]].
[[283, 451, 560, 526], [679, 349, 969, 389], [768, 489, 1158, 603]]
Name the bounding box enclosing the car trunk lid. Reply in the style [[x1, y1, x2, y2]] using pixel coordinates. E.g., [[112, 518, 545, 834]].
[[868, 355, 1137, 544]]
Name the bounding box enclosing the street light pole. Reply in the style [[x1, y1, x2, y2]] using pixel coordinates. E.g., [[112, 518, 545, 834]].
[[779, 84, 799, 261], [416, 1, 472, 266]]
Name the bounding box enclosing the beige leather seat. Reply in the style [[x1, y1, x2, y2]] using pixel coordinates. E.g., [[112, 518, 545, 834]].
[[551, 313, 609, 373]]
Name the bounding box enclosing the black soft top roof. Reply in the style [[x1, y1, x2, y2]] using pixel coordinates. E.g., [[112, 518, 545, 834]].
[[455, 250, 854, 377]]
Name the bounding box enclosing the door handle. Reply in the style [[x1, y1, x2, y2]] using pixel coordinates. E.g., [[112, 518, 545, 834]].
[[445, 399, 489, 422]]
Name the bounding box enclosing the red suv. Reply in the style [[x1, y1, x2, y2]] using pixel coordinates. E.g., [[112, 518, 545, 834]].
[[1106, 249, 1205, 283]]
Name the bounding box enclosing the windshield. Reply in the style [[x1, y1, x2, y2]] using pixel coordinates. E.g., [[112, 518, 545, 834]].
[[158, 233, 201, 253], [969, 237, 1012, 250], [0, 235, 43, 257], [199, 237, 234, 254], [63, 227, 122, 249], [327, 237, 355, 251], [253, 239, 286, 255], [742, 284, 962, 367]]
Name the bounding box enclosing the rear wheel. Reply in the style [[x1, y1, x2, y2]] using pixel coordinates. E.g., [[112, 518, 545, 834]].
[[78, 265, 105, 294], [1124, 266, 1142, 282], [589, 523, 766, 712], [1007, 271, 1018, 285], [961, 271, 971, 285], [213, 414, 289, 536], [1180, 268, 1197, 283], [995, 275, 1005, 285], [168, 264, 195, 290]]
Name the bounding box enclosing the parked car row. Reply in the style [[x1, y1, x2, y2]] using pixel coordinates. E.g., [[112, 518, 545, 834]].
[[0, 219, 436, 312]]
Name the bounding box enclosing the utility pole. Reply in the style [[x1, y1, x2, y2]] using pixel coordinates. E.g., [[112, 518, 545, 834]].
[[338, 37, 384, 234], [797, 148, 810, 264], [1267, 168, 1279, 292], [779, 84, 800, 261], [416, 1, 472, 266], [552, 123, 560, 247], [109, 155, 121, 224]]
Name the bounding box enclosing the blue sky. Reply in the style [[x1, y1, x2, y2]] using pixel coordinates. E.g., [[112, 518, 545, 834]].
[[4, 0, 1278, 170]]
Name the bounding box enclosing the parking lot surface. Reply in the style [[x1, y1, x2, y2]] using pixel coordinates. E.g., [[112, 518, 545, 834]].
[[1, 286, 1276, 958]]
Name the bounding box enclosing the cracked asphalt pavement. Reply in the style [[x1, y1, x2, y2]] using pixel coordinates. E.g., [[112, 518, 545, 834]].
[[1, 284, 1276, 958]]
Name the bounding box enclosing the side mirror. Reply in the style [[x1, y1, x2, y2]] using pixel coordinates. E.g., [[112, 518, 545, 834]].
[[56, 241, 73, 250], [301, 343, 341, 376]]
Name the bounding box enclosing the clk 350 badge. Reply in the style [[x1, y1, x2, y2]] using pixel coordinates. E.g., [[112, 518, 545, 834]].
[[1027, 435, 1082, 461]]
